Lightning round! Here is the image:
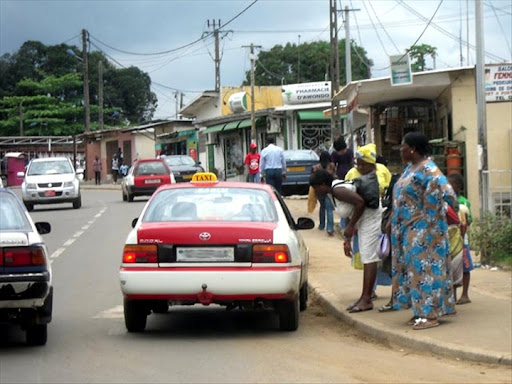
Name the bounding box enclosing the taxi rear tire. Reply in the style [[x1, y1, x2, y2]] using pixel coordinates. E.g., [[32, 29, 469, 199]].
[[124, 299, 147, 332], [127, 193, 134, 202], [26, 324, 47, 346], [299, 282, 308, 311], [278, 296, 299, 331], [122, 190, 127, 201]]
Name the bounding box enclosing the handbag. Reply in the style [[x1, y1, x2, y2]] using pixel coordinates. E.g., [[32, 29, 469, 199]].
[[376, 233, 391, 260]]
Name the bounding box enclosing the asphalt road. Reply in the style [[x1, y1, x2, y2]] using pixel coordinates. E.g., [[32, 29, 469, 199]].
[[0, 190, 510, 383]]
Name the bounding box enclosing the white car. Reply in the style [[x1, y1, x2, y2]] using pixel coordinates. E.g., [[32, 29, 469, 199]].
[[119, 172, 314, 332], [18, 157, 81, 211], [0, 187, 53, 345]]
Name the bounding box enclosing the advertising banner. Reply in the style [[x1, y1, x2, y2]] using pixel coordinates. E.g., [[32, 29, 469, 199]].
[[228, 92, 248, 113], [390, 54, 413, 86], [282, 81, 331, 104], [485, 64, 512, 102]]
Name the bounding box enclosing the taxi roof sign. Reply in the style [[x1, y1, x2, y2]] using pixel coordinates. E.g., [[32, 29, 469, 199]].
[[191, 172, 218, 183]]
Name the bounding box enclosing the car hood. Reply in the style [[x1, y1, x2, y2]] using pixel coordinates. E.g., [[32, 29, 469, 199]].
[[24, 173, 76, 183], [136, 222, 277, 245]]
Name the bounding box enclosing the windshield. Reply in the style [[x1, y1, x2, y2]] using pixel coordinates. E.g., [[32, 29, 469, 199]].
[[143, 187, 278, 223], [134, 161, 169, 176], [0, 192, 31, 230], [284, 150, 319, 161], [164, 156, 196, 167], [27, 159, 73, 176]]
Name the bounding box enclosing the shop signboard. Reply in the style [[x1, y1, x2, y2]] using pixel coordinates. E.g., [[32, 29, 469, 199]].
[[485, 64, 512, 102], [390, 53, 412, 86], [282, 81, 331, 105], [228, 92, 248, 113]]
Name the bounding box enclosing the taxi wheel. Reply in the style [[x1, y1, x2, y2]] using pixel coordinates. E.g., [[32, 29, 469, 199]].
[[127, 193, 134, 202], [278, 296, 299, 331], [26, 324, 47, 346], [122, 190, 127, 201], [124, 299, 147, 332], [24, 203, 34, 212], [299, 282, 308, 311]]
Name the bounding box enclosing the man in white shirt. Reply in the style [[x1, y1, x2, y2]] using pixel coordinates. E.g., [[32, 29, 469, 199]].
[[259, 136, 286, 194]]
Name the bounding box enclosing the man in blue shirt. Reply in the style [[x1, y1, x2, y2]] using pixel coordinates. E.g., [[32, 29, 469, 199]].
[[259, 136, 286, 194]]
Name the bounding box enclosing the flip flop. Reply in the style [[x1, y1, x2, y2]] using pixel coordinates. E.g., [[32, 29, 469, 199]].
[[412, 318, 439, 330], [457, 298, 471, 305], [348, 306, 373, 313], [378, 303, 393, 312], [346, 302, 358, 311]]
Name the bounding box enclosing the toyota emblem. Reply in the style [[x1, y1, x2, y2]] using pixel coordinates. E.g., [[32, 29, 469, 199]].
[[199, 232, 211, 241], [48, 183, 52, 188]]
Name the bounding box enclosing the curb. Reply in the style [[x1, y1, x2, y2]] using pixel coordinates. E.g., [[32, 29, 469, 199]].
[[308, 278, 512, 366]]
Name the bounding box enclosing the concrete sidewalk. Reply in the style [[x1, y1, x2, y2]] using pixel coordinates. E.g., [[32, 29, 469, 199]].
[[284, 195, 512, 366], [80, 181, 512, 366]]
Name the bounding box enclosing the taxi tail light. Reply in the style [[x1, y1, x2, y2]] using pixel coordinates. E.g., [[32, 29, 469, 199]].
[[123, 245, 158, 263], [252, 245, 290, 263], [2, 246, 46, 266]]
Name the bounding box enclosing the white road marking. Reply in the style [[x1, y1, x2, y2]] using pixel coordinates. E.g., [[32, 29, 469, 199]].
[[51, 208, 106, 262], [93, 305, 124, 319], [50, 247, 65, 259]]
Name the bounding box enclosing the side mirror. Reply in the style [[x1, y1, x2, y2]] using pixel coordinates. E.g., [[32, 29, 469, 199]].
[[131, 218, 138, 228], [17, 171, 25, 178], [35, 222, 51, 235], [296, 217, 315, 230]]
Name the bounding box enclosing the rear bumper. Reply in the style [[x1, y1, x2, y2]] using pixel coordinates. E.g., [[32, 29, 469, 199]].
[[119, 267, 301, 301], [0, 272, 51, 307], [128, 185, 159, 196]]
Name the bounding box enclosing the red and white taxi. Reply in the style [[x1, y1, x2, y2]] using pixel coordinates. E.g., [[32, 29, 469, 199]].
[[119, 172, 314, 332]]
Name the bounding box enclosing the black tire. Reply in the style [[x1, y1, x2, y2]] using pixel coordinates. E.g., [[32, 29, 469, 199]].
[[73, 196, 82, 209], [124, 299, 147, 332], [127, 193, 134, 202], [299, 282, 308, 311], [26, 324, 47, 346], [122, 190, 127, 201], [24, 202, 34, 212], [152, 301, 169, 314], [278, 296, 299, 331]]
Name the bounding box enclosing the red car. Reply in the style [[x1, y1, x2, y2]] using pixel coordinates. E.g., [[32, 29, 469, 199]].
[[121, 159, 176, 202]]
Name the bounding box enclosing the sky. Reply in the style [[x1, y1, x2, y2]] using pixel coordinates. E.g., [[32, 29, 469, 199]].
[[1, 0, 511, 120]]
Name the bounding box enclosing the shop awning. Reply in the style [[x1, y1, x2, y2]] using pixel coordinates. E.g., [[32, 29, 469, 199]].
[[202, 124, 225, 134], [237, 117, 266, 129], [223, 121, 240, 132], [178, 129, 197, 137], [298, 110, 331, 121]]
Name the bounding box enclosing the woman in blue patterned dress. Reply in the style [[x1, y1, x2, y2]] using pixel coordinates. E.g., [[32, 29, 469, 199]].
[[390, 132, 458, 330]]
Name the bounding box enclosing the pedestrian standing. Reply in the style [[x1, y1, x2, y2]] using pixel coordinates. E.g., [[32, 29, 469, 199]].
[[111, 155, 119, 185], [259, 136, 286, 194], [312, 150, 336, 237], [93, 155, 102, 185], [331, 136, 354, 180], [244, 142, 261, 183], [390, 132, 458, 330]]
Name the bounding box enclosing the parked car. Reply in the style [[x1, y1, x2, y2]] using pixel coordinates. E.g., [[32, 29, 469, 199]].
[[121, 158, 176, 202], [18, 157, 81, 211], [119, 172, 314, 333], [161, 155, 204, 182], [0, 187, 53, 345], [282, 149, 320, 196]]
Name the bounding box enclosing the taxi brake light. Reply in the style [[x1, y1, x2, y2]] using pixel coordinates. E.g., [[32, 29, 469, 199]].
[[3, 246, 46, 266], [252, 244, 290, 263], [123, 245, 158, 263]]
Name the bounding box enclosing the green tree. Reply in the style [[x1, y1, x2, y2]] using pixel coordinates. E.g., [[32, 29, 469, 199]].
[[406, 44, 437, 72], [243, 39, 372, 86]]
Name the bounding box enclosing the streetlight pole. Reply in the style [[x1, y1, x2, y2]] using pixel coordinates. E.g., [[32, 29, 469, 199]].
[[82, 29, 91, 133]]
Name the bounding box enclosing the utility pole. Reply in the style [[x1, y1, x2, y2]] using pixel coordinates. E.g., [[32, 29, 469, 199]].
[[82, 29, 91, 133], [207, 19, 222, 92], [475, 0, 489, 216], [98, 60, 104, 131], [297, 34, 301, 83], [329, 0, 341, 139], [344, 6, 360, 151], [242, 43, 261, 142]]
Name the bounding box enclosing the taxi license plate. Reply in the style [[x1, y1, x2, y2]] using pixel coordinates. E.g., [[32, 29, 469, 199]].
[[183, 174, 193, 180], [145, 179, 161, 184], [176, 247, 234, 262], [287, 166, 306, 172], [44, 190, 56, 197]]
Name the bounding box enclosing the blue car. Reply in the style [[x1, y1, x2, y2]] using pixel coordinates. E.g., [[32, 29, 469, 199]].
[[282, 150, 319, 196]]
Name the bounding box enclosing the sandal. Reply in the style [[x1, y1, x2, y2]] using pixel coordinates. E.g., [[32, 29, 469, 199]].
[[378, 302, 393, 312], [412, 318, 439, 330], [407, 316, 419, 325]]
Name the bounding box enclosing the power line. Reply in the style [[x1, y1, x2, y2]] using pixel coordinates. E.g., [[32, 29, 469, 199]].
[[221, 0, 259, 29]]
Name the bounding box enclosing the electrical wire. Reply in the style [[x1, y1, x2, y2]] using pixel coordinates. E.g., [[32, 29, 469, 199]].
[[486, 1, 512, 58], [362, 0, 391, 57], [221, 0, 259, 29], [366, 0, 401, 54]]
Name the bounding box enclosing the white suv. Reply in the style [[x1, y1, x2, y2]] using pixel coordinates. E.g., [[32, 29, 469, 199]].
[[18, 157, 81, 211]]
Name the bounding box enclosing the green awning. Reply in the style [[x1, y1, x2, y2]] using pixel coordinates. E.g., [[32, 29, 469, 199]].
[[178, 129, 197, 137], [223, 121, 240, 131], [298, 110, 331, 121], [202, 124, 225, 134], [237, 117, 266, 128]]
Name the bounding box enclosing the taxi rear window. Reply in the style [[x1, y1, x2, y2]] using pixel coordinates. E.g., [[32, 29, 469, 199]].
[[0, 192, 31, 231], [143, 188, 278, 223]]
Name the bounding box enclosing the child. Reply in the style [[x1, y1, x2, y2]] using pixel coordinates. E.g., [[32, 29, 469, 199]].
[[447, 173, 474, 305]]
